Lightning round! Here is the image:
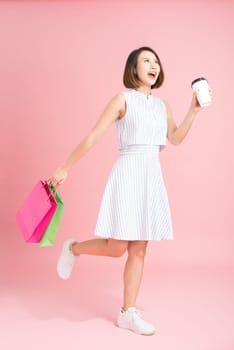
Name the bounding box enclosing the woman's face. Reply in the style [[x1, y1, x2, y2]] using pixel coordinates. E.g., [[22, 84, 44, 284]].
[[136, 50, 160, 88]]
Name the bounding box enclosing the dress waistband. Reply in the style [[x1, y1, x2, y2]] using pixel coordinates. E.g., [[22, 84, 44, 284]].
[[119, 144, 160, 155]]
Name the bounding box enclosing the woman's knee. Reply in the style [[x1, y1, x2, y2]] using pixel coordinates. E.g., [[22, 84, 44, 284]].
[[128, 241, 148, 258], [107, 239, 128, 257]]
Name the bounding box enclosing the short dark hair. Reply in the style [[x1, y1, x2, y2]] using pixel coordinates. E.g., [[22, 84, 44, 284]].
[[123, 46, 164, 89]]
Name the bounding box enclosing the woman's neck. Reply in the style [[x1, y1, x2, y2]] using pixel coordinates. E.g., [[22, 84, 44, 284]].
[[135, 86, 152, 97]]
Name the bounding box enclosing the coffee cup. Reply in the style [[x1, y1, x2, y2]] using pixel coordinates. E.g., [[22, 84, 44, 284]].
[[191, 77, 211, 107]]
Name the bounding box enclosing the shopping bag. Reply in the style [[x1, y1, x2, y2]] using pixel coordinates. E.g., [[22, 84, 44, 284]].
[[39, 183, 64, 247], [16, 180, 57, 243]]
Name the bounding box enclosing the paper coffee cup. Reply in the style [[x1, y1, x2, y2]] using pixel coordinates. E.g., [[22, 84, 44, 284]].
[[191, 77, 211, 107]]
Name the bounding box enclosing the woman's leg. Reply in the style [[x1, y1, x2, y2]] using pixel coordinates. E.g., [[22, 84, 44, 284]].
[[117, 241, 155, 335], [123, 241, 148, 310], [71, 238, 128, 257], [72, 238, 148, 308], [57, 238, 128, 280]]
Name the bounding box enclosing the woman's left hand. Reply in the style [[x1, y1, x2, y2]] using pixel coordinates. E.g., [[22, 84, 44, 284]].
[[190, 92, 202, 113], [190, 88, 212, 113]]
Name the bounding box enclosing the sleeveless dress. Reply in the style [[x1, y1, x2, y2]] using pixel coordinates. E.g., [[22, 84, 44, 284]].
[[94, 89, 173, 241]]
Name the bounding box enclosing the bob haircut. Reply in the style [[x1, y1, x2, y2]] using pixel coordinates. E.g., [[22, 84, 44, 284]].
[[123, 46, 164, 89]]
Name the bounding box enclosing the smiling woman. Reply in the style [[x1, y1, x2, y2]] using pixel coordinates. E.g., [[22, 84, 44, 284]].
[[0, 0, 231, 345], [51, 46, 211, 336], [123, 46, 165, 90]]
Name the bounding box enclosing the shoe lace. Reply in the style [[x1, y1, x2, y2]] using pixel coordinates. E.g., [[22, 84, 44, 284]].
[[129, 307, 143, 319], [135, 309, 143, 318]]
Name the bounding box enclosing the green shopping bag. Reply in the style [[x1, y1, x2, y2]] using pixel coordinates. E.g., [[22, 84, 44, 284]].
[[39, 183, 64, 247]]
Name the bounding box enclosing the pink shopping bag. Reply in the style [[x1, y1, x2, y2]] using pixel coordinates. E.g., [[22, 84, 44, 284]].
[[16, 180, 57, 243]]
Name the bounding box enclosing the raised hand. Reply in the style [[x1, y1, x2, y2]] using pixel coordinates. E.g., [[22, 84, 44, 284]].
[[190, 88, 212, 113]]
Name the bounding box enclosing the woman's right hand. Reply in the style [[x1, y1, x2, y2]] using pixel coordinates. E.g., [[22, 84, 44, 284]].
[[50, 166, 68, 187]]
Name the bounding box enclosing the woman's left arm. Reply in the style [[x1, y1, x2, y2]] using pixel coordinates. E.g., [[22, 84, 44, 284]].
[[164, 91, 211, 145]]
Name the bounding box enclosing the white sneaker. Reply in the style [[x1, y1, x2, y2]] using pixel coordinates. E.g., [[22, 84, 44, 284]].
[[57, 239, 78, 280], [117, 307, 155, 335]]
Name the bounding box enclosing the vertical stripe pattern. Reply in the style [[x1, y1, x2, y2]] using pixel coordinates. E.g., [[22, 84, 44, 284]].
[[116, 89, 168, 152], [94, 90, 173, 241]]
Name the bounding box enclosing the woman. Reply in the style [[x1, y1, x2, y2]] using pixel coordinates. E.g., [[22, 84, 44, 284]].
[[51, 46, 211, 335]]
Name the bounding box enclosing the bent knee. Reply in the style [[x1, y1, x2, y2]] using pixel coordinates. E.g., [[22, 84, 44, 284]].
[[111, 249, 126, 257], [107, 240, 128, 257]]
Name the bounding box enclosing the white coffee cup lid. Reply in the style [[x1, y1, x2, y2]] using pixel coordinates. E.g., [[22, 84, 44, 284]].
[[191, 77, 207, 88]]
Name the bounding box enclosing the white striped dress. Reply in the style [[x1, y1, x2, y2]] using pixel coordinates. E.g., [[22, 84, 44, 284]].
[[94, 89, 173, 241]]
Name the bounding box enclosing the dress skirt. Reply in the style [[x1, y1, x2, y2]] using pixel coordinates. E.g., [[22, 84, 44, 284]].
[[94, 144, 173, 241]]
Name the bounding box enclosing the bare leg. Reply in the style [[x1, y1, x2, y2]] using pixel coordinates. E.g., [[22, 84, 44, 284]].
[[71, 238, 128, 257], [117, 241, 155, 335], [123, 241, 148, 310]]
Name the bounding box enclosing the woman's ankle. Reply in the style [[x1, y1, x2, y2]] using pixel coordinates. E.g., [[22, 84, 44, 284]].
[[122, 305, 135, 311], [69, 241, 78, 256]]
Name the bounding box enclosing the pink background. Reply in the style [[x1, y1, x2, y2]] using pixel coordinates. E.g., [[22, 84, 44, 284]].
[[1, 1, 233, 349]]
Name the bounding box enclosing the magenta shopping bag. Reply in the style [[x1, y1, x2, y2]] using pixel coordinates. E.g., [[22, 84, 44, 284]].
[[16, 180, 57, 243]]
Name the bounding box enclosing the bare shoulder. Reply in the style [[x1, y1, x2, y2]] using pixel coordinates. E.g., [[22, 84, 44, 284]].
[[110, 93, 126, 120], [88, 93, 126, 142], [110, 92, 125, 106]]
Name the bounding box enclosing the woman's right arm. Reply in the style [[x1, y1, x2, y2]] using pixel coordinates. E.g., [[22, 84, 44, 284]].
[[51, 93, 125, 186]]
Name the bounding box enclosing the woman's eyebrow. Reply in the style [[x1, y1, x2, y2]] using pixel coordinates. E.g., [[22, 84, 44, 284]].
[[143, 56, 158, 62]]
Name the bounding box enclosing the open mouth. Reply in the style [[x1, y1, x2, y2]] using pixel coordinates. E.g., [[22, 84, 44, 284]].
[[148, 72, 157, 79]]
